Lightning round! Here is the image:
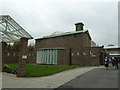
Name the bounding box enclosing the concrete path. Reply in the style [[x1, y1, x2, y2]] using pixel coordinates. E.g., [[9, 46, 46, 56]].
[[2, 66, 103, 88], [57, 68, 118, 88]]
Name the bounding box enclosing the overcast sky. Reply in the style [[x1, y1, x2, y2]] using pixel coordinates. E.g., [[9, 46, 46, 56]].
[[0, 0, 118, 46]]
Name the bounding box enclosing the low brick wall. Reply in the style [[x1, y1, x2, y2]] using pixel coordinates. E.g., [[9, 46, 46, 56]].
[[3, 50, 36, 64], [4, 51, 19, 63], [57, 47, 104, 66]]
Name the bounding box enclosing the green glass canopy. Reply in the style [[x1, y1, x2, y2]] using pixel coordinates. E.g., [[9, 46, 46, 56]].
[[0, 15, 33, 43]]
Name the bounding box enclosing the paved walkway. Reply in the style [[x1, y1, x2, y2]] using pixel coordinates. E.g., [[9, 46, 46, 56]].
[[2, 66, 103, 88]]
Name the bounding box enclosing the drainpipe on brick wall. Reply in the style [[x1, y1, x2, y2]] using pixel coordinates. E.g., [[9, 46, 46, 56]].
[[69, 48, 72, 65]]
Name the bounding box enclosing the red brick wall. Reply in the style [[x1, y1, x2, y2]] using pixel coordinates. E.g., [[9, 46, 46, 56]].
[[3, 51, 35, 64]]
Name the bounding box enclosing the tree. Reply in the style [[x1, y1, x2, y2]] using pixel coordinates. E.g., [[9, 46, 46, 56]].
[[27, 44, 34, 51], [11, 42, 20, 51]]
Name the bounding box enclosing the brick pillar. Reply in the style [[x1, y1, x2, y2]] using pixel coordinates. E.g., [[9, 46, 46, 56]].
[[1, 42, 7, 71], [17, 38, 28, 77]]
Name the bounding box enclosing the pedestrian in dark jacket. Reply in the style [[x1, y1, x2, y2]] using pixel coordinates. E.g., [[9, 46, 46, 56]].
[[104, 57, 109, 70], [111, 57, 117, 70], [114, 57, 119, 69]]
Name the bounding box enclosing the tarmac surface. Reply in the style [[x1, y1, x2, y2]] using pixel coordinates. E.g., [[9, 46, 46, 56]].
[[57, 68, 118, 89], [2, 66, 102, 88]]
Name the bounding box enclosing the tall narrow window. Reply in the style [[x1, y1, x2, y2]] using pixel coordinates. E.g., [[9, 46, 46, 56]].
[[37, 49, 58, 64]]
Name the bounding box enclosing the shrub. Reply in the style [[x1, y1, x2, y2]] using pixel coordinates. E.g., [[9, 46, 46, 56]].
[[3, 64, 17, 74]]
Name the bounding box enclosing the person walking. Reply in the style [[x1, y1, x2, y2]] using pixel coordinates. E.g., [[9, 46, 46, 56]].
[[111, 57, 117, 70], [115, 57, 119, 70], [104, 57, 109, 70], [108, 57, 112, 67]]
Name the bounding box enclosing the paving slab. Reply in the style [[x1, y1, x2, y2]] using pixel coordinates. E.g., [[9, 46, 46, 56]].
[[2, 66, 103, 88]]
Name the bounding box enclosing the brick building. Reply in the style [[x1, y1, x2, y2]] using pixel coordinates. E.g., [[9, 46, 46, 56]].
[[1, 15, 104, 66], [35, 22, 104, 66]]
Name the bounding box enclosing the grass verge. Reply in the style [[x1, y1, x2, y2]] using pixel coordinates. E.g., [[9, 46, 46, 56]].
[[4, 64, 81, 77]]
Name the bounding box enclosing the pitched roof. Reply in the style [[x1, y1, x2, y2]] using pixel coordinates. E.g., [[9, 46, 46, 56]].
[[36, 30, 90, 40]]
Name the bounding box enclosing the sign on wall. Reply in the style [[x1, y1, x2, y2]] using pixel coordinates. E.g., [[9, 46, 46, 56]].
[[22, 55, 27, 59]]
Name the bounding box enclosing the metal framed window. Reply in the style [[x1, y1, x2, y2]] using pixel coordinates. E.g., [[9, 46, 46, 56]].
[[37, 49, 57, 64]]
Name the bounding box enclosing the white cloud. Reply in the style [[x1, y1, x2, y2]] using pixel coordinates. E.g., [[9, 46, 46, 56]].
[[0, 0, 118, 46]]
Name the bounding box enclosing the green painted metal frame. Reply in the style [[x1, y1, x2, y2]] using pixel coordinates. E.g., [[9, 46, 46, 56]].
[[0, 15, 33, 43]]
